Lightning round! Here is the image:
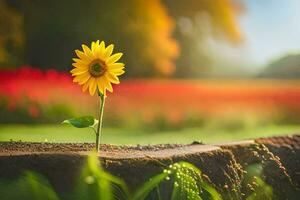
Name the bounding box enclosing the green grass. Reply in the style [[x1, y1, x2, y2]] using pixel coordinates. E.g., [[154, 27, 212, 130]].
[[0, 124, 299, 145]]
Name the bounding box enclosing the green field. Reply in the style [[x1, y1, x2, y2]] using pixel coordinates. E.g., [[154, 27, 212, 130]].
[[0, 124, 299, 145]]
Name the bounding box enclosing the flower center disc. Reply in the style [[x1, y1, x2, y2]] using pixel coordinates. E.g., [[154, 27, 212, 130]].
[[89, 61, 106, 77]]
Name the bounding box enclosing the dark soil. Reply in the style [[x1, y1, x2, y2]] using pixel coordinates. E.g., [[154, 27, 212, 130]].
[[0, 142, 186, 155], [0, 135, 299, 199], [256, 135, 300, 190], [219, 139, 297, 199]]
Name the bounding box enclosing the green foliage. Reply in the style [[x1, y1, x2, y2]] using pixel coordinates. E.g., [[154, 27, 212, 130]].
[[133, 162, 221, 200], [131, 173, 168, 200], [0, 171, 59, 200], [246, 177, 273, 200], [62, 116, 98, 129], [1, 124, 299, 144], [243, 164, 274, 200], [0, 153, 129, 200], [73, 152, 129, 200], [0, 154, 279, 200], [259, 54, 300, 78]]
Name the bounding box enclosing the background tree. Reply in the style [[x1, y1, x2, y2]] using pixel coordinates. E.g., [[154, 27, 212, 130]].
[[0, 0, 23, 67], [2, 0, 243, 78], [164, 0, 244, 77], [4, 0, 178, 77]]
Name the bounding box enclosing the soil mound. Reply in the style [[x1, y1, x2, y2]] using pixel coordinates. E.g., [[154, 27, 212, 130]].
[[0, 135, 299, 199]]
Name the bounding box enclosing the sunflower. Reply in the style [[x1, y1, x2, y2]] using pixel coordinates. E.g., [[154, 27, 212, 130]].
[[71, 40, 125, 96]]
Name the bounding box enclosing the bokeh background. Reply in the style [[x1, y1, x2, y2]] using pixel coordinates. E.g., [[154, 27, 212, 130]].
[[0, 0, 299, 144]]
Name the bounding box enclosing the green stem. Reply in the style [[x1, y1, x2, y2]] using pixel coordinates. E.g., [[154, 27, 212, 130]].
[[96, 92, 106, 152]]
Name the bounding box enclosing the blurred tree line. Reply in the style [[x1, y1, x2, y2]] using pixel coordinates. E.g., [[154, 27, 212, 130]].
[[0, 0, 242, 78], [0, 0, 23, 66]]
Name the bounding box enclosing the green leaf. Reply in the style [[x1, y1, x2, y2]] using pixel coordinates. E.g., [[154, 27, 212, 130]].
[[0, 171, 59, 200], [200, 182, 222, 200], [132, 161, 222, 200], [62, 116, 98, 128], [246, 177, 273, 200], [132, 173, 168, 200], [74, 152, 129, 200]]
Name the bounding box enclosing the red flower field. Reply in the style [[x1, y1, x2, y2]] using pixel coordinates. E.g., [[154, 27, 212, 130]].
[[1, 67, 300, 128]]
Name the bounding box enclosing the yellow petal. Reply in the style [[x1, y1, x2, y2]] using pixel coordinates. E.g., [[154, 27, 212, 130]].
[[82, 82, 89, 92], [95, 41, 105, 59], [72, 58, 81, 63], [73, 73, 91, 85], [106, 73, 120, 84], [88, 78, 97, 96], [103, 76, 113, 92], [72, 62, 88, 69], [91, 42, 96, 52], [75, 50, 92, 62], [75, 57, 90, 63], [82, 44, 94, 58], [104, 44, 114, 59], [99, 41, 105, 49], [106, 53, 123, 65], [83, 78, 94, 92], [108, 63, 125, 70], [108, 68, 125, 76], [70, 68, 88, 76], [91, 40, 100, 52], [96, 77, 105, 94], [72, 58, 89, 66]]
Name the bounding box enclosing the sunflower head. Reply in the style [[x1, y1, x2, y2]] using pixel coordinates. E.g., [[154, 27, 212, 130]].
[[71, 40, 125, 96]]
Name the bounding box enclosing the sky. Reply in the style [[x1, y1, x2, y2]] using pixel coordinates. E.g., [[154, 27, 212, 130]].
[[239, 0, 300, 68]]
